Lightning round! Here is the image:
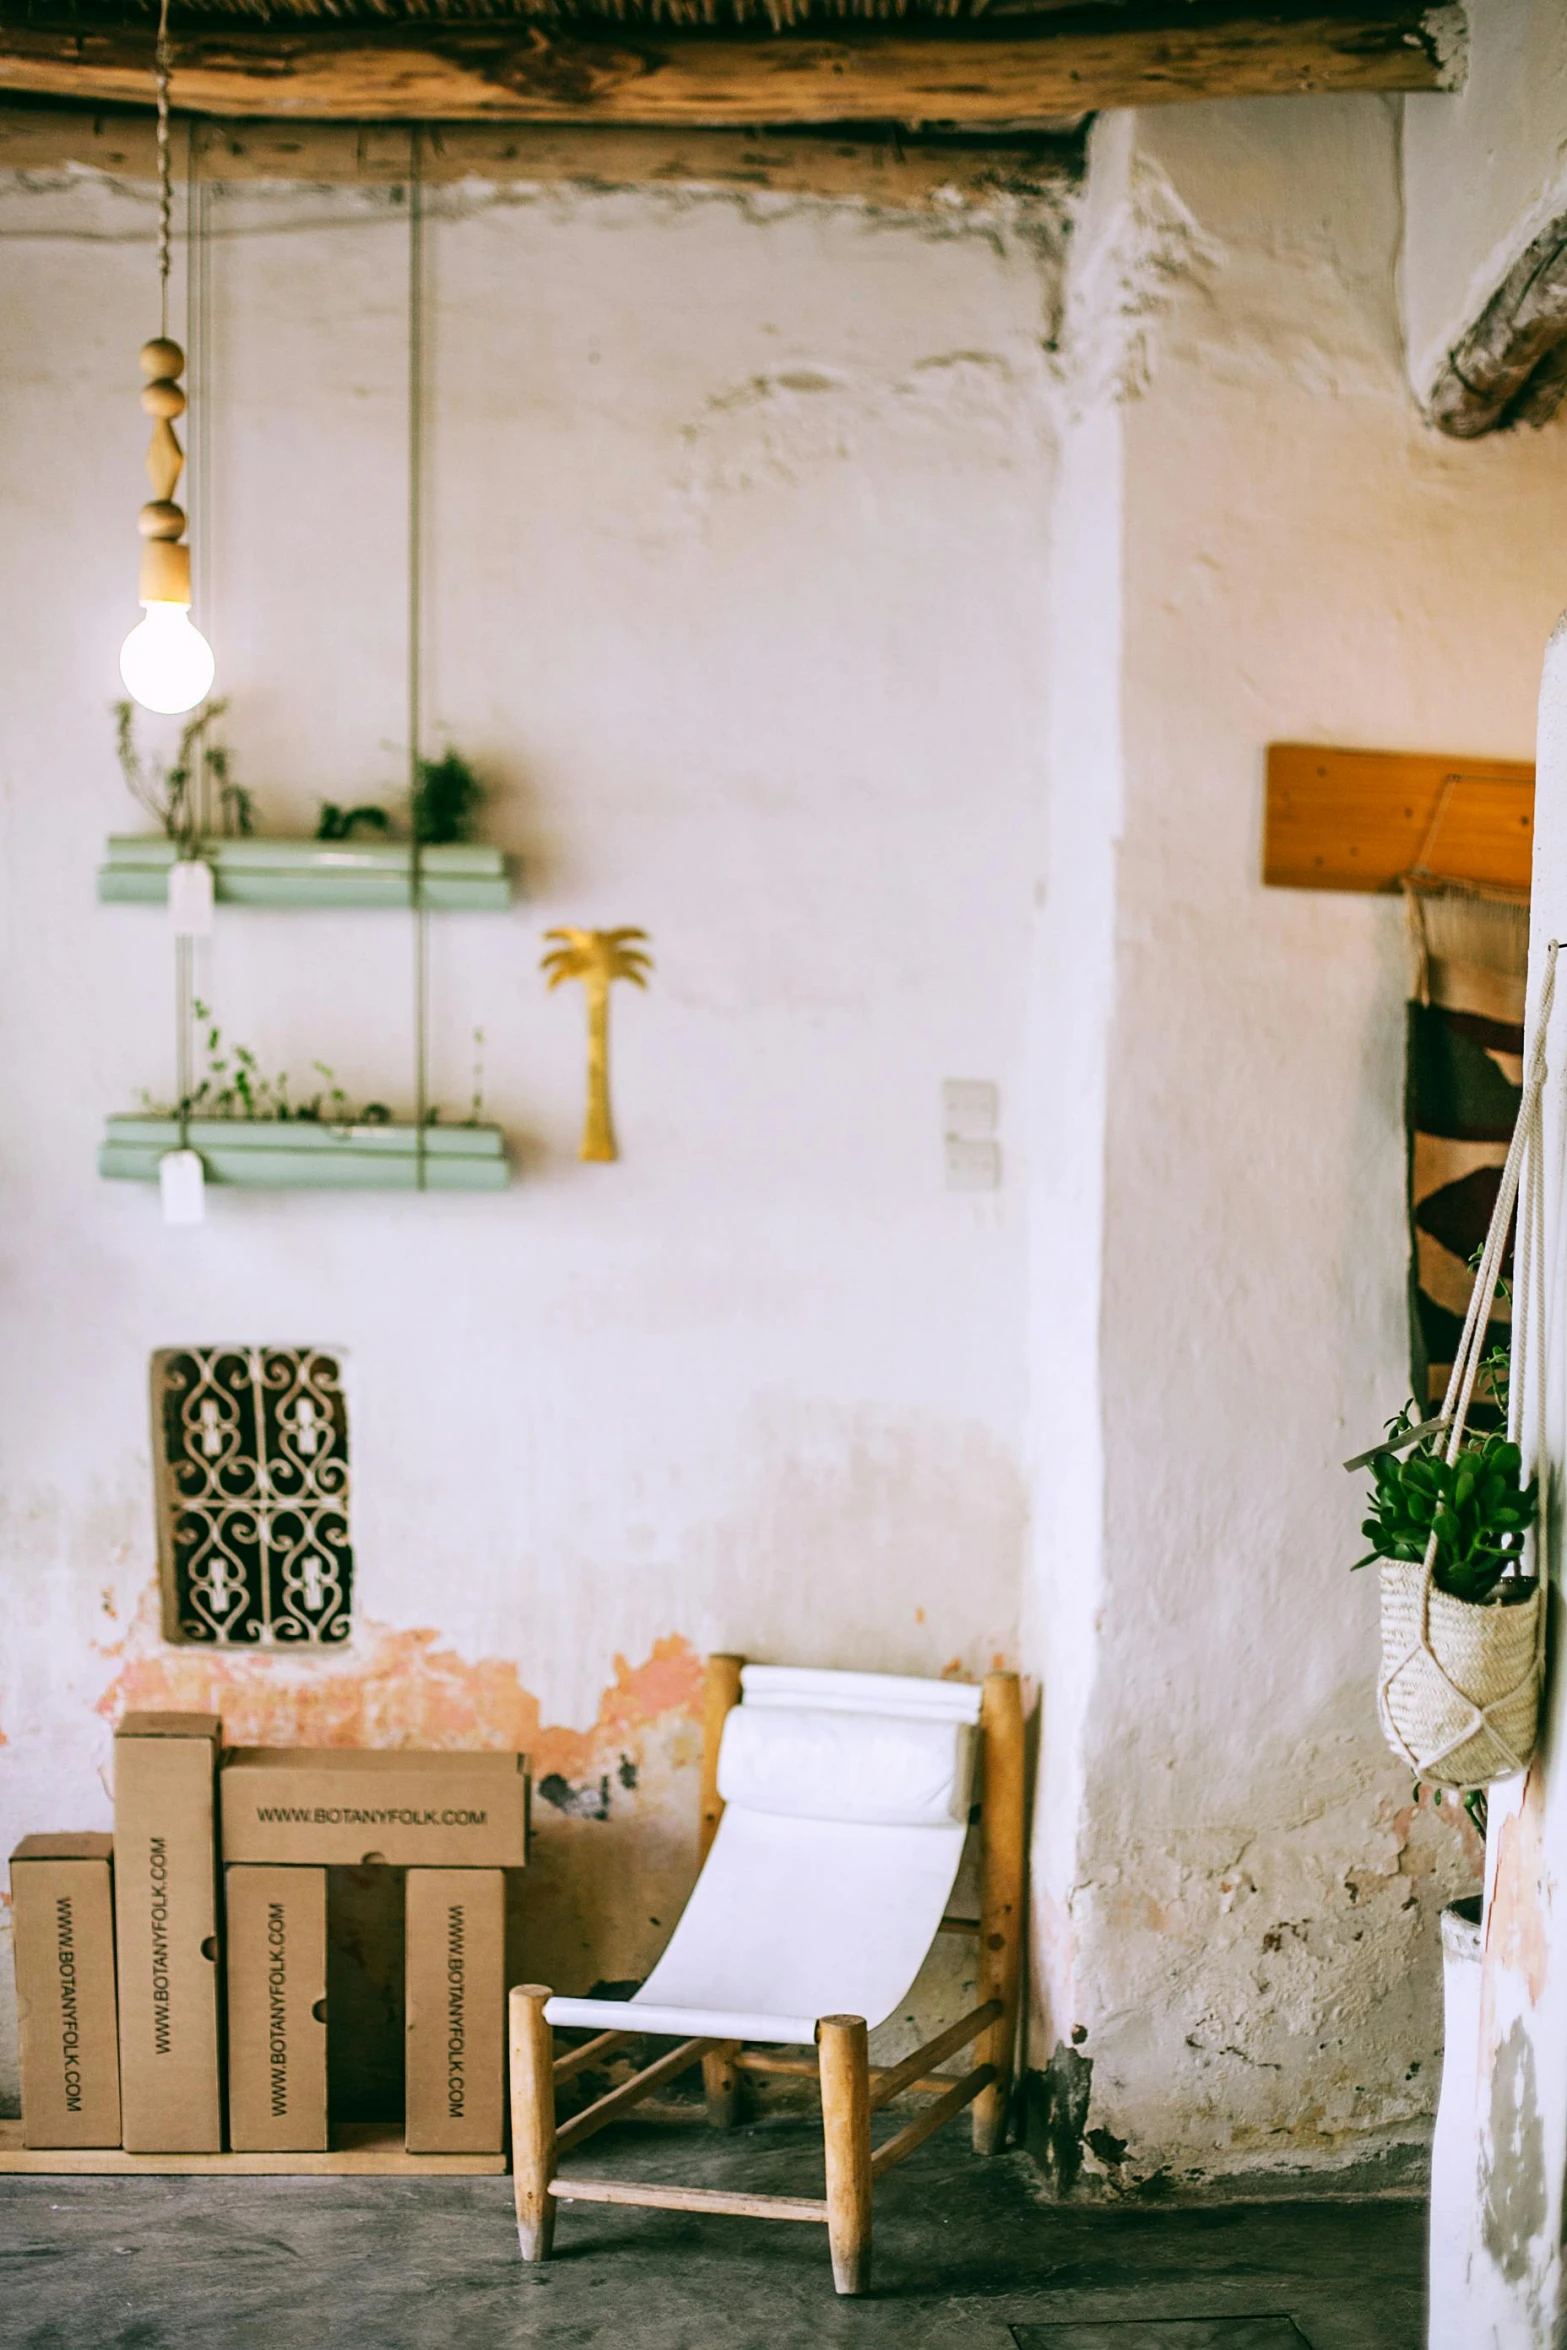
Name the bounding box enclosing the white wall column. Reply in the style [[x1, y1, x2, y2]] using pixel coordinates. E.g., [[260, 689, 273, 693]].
[[1023, 92, 1567, 2193], [1454, 620, 1567, 2344]]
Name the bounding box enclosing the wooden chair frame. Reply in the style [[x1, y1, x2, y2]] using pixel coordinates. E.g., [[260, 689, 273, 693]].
[[510, 1654, 1026, 2296]]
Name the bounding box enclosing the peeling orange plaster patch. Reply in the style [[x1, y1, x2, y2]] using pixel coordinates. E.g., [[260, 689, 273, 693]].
[[1487, 1769, 1549, 2006], [94, 1585, 703, 1788]]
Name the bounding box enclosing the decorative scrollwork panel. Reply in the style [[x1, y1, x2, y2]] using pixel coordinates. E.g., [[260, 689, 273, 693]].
[[152, 1347, 353, 1646]]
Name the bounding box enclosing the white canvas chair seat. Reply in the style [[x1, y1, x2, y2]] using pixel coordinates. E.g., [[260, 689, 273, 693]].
[[546, 1666, 981, 2046], [511, 1655, 1024, 2299]]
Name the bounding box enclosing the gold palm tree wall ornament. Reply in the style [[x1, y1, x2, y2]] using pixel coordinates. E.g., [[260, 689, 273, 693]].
[[541, 928, 653, 1162]]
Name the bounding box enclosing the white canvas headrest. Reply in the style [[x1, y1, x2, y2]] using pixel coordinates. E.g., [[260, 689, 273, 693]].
[[740, 1663, 982, 1725], [717, 1703, 975, 1828]]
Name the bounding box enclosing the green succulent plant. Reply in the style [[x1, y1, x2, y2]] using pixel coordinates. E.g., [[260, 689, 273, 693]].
[[1355, 1410, 1537, 1605], [412, 749, 483, 845]]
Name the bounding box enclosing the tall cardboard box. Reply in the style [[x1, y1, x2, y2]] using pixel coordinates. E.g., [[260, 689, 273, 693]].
[[222, 1749, 529, 1869], [114, 1712, 223, 2152], [11, 1833, 121, 2148], [226, 1865, 328, 2152], [405, 1869, 505, 2153]]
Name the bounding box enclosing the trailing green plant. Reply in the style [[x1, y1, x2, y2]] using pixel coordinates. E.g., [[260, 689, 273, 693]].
[[1355, 1408, 1537, 1606], [138, 1003, 391, 1128], [113, 699, 249, 849], [133, 1005, 468, 1128], [208, 744, 255, 838], [468, 1027, 486, 1127], [411, 749, 483, 845], [1413, 1780, 1489, 1842], [316, 802, 391, 842]]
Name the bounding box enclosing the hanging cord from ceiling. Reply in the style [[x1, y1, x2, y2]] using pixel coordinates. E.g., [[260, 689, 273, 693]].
[[186, 120, 214, 833], [157, 0, 196, 1144], [155, 0, 173, 341], [408, 122, 429, 1188]]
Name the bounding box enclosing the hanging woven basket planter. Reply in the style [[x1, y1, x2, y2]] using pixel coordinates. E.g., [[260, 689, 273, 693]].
[[1367, 937, 1559, 1794], [1377, 1560, 1542, 1789]]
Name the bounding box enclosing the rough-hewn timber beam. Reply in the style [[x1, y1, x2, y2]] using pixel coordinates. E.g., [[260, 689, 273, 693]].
[[0, 7, 1462, 127], [1427, 214, 1567, 440], [0, 101, 1084, 209]]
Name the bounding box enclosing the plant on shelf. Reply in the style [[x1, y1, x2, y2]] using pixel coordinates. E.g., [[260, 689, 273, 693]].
[[114, 698, 253, 849], [138, 1003, 396, 1128], [316, 802, 392, 842], [112, 711, 490, 858], [412, 748, 483, 845]]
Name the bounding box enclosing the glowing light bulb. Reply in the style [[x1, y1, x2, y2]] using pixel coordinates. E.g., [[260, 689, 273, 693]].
[[119, 601, 215, 715]]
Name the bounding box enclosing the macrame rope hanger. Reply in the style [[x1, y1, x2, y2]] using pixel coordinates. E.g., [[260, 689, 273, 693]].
[[1378, 938, 1563, 1781]]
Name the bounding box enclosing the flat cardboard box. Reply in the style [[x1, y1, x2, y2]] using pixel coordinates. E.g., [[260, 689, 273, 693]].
[[221, 1749, 529, 1869], [114, 1712, 223, 2152], [11, 1833, 121, 2148], [226, 1865, 328, 2152], [405, 1869, 505, 2154]]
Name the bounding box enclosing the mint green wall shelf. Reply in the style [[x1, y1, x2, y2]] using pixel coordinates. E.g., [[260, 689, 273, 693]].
[[98, 837, 513, 912], [100, 1118, 509, 1191]]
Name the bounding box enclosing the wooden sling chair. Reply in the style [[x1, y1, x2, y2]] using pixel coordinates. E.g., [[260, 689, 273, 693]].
[[509, 1653, 1025, 2296]]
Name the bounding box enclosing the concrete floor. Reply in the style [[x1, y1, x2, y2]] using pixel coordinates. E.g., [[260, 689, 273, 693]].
[[0, 2119, 1425, 2350]]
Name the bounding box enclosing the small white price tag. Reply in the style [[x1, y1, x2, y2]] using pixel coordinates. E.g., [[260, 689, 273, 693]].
[[159, 1148, 206, 1225], [169, 856, 214, 937]]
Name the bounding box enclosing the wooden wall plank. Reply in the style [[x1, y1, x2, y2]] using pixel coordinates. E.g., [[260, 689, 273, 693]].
[[0, 6, 1455, 128], [1264, 743, 1535, 895]]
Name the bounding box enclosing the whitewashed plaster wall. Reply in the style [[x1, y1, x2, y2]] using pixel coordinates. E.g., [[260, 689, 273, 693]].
[[0, 171, 1057, 2102], [6, 88, 1567, 2184], [1448, 621, 1567, 2349], [1402, 0, 1567, 402], [1025, 95, 1567, 2188]]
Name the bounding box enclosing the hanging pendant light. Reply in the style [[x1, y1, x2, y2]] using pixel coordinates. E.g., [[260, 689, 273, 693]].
[[119, 0, 214, 716]]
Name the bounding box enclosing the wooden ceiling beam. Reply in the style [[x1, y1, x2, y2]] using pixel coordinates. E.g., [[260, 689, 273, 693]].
[[0, 102, 1084, 209], [0, 7, 1460, 128]]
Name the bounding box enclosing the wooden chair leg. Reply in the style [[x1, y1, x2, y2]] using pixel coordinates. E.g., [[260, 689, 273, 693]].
[[510, 1985, 557, 2261], [818, 2015, 872, 2296], [702, 2045, 742, 2128], [973, 1671, 1025, 2156]]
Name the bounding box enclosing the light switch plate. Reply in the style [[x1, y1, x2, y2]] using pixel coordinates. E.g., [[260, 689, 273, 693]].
[[945, 1137, 1001, 1191], [942, 1079, 998, 1138]]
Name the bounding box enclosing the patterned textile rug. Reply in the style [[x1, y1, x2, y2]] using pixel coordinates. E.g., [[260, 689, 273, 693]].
[[1405, 887, 1528, 1416]]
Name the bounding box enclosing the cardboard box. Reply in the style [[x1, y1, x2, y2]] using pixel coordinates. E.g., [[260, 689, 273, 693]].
[[405, 1869, 505, 2153], [221, 1749, 529, 1869], [11, 1833, 122, 2148], [226, 1865, 328, 2152], [113, 1712, 223, 2152]]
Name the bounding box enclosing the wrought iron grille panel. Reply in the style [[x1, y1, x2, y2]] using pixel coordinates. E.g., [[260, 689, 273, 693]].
[[151, 1347, 352, 1646]]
